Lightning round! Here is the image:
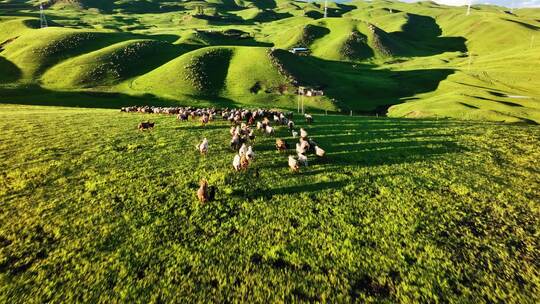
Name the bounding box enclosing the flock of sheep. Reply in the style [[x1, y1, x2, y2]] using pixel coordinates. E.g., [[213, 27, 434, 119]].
[[121, 106, 325, 203]]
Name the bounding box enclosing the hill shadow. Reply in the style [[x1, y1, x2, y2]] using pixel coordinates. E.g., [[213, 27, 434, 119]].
[[192, 30, 273, 47], [0, 57, 21, 83], [391, 13, 467, 57], [0, 85, 242, 109], [503, 18, 540, 30], [250, 0, 277, 10], [271, 50, 455, 113]]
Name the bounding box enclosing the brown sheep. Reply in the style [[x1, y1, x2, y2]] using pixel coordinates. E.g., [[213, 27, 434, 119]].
[[276, 139, 288, 152], [197, 179, 209, 203], [200, 115, 209, 126], [240, 154, 250, 170]]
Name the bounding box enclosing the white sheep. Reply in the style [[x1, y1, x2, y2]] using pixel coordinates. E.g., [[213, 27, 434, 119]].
[[300, 138, 310, 153], [300, 128, 308, 139], [196, 138, 208, 155], [246, 146, 255, 161], [297, 153, 308, 166], [296, 143, 306, 155], [239, 143, 247, 156], [288, 155, 299, 172], [233, 154, 241, 171], [315, 146, 325, 157]]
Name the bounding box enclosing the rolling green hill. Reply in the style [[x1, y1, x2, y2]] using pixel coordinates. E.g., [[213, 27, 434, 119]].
[[0, 0, 539, 123]]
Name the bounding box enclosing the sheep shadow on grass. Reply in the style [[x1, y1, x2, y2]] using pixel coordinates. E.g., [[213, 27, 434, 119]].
[[258, 180, 348, 198]]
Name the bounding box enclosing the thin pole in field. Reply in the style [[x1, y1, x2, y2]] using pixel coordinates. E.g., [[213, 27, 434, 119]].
[[466, 2, 471, 16], [40, 2, 48, 28]]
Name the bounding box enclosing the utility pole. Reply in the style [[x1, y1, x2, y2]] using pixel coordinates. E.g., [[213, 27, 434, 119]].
[[466, 1, 471, 16], [324, 0, 328, 18], [40, 2, 48, 28], [510, 0, 515, 14]]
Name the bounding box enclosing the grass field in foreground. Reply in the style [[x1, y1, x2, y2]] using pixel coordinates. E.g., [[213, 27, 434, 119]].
[[0, 104, 539, 302]]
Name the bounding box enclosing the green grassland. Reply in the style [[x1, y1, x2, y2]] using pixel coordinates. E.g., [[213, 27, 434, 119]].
[[0, 104, 539, 302], [0, 0, 539, 123]]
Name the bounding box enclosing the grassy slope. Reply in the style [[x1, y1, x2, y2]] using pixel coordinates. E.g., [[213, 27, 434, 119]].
[[132, 45, 300, 107], [377, 1, 540, 123], [41, 40, 190, 88], [1, 26, 135, 80], [223, 46, 290, 103], [0, 104, 538, 302], [310, 18, 361, 60], [132, 46, 234, 97]]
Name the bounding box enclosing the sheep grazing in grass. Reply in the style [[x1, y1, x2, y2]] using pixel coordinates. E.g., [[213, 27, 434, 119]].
[[230, 126, 236, 136], [292, 130, 298, 138], [177, 113, 188, 121], [315, 146, 325, 157], [288, 120, 295, 131], [240, 154, 250, 170], [239, 143, 247, 156], [300, 128, 308, 139], [248, 130, 255, 141], [241, 124, 250, 135], [305, 114, 313, 124], [196, 138, 208, 155], [297, 153, 308, 166], [276, 139, 288, 152], [256, 121, 263, 130], [246, 146, 255, 161], [230, 134, 242, 151], [288, 155, 300, 172], [300, 138, 310, 153], [233, 154, 241, 171], [273, 115, 280, 123], [138, 121, 154, 130], [295, 142, 301, 154], [262, 117, 270, 127], [234, 115, 241, 124], [197, 179, 209, 203], [200, 114, 209, 126], [265, 125, 275, 135]]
